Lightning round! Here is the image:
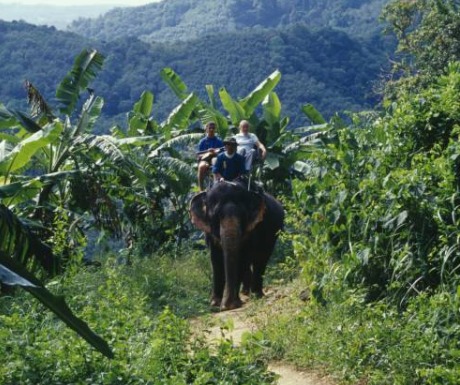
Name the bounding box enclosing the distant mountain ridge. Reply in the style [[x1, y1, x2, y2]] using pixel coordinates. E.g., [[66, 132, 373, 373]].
[[0, 3, 116, 30], [0, 0, 394, 131], [69, 0, 389, 43], [0, 18, 390, 129]]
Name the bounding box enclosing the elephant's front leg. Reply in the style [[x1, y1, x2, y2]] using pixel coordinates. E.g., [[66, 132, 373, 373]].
[[209, 239, 224, 307], [220, 216, 243, 311]]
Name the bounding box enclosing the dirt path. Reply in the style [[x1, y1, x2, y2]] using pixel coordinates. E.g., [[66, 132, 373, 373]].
[[195, 301, 336, 385]]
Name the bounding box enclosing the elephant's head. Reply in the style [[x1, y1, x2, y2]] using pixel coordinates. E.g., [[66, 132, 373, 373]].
[[189, 181, 266, 242], [189, 181, 266, 310]]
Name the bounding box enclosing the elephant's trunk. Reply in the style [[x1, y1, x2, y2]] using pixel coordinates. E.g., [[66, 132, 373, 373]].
[[220, 214, 243, 310]]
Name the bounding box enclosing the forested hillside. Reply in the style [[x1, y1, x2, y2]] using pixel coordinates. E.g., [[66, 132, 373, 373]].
[[0, 20, 389, 130], [69, 0, 389, 43]]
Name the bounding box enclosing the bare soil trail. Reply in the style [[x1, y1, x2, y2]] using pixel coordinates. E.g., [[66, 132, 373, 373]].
[[193, 288, 336, 385]]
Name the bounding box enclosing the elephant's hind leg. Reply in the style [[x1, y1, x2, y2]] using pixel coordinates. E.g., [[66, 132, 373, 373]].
[[240, 259, 252, 296], [251, 248, 274, 298]]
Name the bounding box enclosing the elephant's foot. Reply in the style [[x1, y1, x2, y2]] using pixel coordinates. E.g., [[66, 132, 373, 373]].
[[220, 297, 243, 311], [252, 289, 264, 298], [241, 287, 250, 296], [210, 297, 222, 307]]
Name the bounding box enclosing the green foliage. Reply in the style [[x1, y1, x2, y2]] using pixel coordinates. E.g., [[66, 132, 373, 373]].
[[0, 250, 276, 384], [260, 289, 460, 384], [382, 0, 460, 95], [0, 251, 113, 359], [266, 67, 460, 331]]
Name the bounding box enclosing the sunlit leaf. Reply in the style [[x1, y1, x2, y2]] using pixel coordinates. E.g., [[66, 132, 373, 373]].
[[160, 67, 188, 100], [240, 70, 281, 117], [301, 103, 326, 125], [219, 87, 246, 126], [0, 122, 62, 175]]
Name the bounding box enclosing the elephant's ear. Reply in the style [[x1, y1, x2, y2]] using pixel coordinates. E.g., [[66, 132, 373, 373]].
[[189, 192, 211, 234], [246, 192, 266, 233]]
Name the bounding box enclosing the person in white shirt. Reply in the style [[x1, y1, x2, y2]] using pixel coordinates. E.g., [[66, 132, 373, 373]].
[[234, 120, 267, 172]]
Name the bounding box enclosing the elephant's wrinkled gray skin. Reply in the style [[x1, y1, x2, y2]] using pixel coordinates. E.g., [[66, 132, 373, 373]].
[[190, 180, 284, 311]]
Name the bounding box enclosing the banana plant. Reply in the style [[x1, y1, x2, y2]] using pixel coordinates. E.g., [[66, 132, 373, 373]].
[[0, 210, 113, 358], [0, 49, 121, 272], [109, 90, 201, 250], [0, 48, 144, 358], [161, 67, 281, 130], [160, 67, 230, 138]]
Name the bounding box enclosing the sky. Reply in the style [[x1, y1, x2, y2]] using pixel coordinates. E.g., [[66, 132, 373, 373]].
[[0, 0, 160, 5]]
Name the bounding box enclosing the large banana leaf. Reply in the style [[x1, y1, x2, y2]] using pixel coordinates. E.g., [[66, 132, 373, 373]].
[[56, 49, 104, 115], [0, 203, 56, 272], [10, 110, 43, 133], [0, 252, 113, 358], [160, 67, 189, 100], [24, 80, 55, 123], [127, 91, 155, 136], [205, 84, 218, 109], [133, 90, 154, 117], [262, 92, 282, 127], [0, 104, 15, 129], [218, 87, 246, 126], [0, 122, 62, 175], [161, 93, 198, 135], [112, 135, 158, 147], [240, 70, 281, 117], [0, 180, 42, 206], [0, 104, 42, 133], [262, 92, 288, 146], [301, 103, 327, 125], [73, 95, 104, 137], [149, 133, 202, 158]]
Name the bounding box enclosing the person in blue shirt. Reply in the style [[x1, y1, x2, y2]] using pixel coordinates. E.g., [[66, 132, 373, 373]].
[[197, 121, 224, 190], [212, 137, 246, 182]]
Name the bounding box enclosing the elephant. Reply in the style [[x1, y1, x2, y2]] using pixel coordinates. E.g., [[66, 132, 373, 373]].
[[189, 179, 284, 311]]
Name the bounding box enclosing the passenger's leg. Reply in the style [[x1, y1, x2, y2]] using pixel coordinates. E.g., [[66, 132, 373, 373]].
[[197, 161, 209, 191]]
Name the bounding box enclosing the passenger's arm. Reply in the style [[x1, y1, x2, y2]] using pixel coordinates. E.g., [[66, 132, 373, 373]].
[[256, 140, 267, 159]]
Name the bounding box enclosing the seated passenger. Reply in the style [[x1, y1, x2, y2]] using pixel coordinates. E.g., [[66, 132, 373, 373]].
[[197, 121, 223, 191], [212, 137, 246, 182], [234, 120, 267, 172]]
